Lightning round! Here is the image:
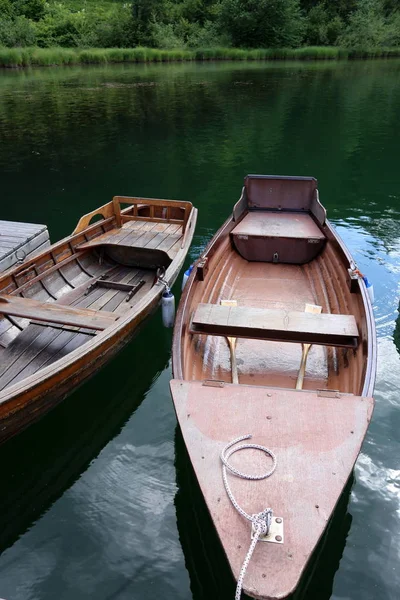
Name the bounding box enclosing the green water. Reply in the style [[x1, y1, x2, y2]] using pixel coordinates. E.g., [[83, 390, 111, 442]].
[[0, 59, 399, 600]]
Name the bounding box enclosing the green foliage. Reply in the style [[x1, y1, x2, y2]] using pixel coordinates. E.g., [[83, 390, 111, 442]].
[[304, 3, 343, 45], [0, 0, 400, 57], [151, 21, 184, 48], [0, 0, 14, 18], [0, 15, 36, 46], [338, 0, 398, 49], [14, 0, 46, 21], [131, 0, 167, 45], [218, 0, 305, 48]]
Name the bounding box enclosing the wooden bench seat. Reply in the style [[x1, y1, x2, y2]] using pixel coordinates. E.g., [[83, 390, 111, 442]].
[[0, 295, 119, 331], [190, 303, 359, 348], [76, 220, 183, 269], [231, 211, 326, 264]]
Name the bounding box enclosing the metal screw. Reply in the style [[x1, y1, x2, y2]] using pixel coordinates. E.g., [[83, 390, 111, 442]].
[[187, 413, 190, 418], [262, 573, 266, 578], [217, 497, 221, 502], [275, 518, 282, 524], [238, 545, 241, 549], [266, 416, 272, 420], [267, 393, 272, 397], [351, 430, 354, 434], [315, 504, 319, 509], [275, 535, 282, 542]]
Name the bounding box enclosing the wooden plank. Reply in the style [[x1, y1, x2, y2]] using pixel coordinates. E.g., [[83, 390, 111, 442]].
[[231, 212, 324, 240], [190, 303, 359, 348], [0, 295, 119, 331], [0, 328, 77, 392], [75, 221, 164, 251], [10, 331, 92, 389], [144, 224, 181, 250]]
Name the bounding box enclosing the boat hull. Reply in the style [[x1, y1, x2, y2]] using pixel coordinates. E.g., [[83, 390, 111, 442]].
[[170, 175, 376, 599]]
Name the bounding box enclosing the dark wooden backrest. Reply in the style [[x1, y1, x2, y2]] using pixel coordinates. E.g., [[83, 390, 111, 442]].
[[245, 175, 317, 212]]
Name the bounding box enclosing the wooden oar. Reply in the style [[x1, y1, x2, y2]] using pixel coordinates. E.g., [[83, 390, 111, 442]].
[[221, 299, 239, 384], [295, 303, 322, 390]]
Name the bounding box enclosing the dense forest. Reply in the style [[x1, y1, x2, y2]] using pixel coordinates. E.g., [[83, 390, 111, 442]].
[[0, 0, 399, 51]]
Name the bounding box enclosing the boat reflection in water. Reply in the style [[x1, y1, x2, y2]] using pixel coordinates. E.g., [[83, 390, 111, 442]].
[[0, 316, 169, 554], [175, 428, 353, 600]]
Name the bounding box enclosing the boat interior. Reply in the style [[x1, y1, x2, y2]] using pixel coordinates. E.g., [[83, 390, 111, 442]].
[[180, 175, 370, 396], [0, 196, 193, 394]]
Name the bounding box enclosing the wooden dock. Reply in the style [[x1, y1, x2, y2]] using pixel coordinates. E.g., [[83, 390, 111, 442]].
[[0, 220, 50, 272]]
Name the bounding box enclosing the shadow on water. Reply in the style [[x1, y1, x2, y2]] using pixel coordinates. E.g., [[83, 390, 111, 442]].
[[0, 314, 170, 555], [174, 428, 353, 600]]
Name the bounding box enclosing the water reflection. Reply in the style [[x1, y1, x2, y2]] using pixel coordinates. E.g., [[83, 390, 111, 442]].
[[0, 315, 173, 600], [1, 59, 400, 600]]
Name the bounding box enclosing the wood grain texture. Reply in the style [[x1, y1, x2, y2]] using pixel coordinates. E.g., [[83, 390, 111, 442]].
[[231, 212, 324, 240], [0, 295, 119, 331], [170, 379, 374, 600], [190, 303, 359, 348]]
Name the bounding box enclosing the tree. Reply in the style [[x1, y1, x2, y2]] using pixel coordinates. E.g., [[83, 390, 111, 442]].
[[131, 0, 167, 45], [219, 0, 304, 48], [338, 0, 392, 49], [13, 0, 46, 21]]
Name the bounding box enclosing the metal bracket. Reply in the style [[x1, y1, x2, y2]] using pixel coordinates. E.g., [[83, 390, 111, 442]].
[[202, 380, 225, 388], [252, 517, 284, 544], [317, 389, 341, 399]]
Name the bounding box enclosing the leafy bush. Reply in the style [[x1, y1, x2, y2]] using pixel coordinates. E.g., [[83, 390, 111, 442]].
[[304, 3, 343, 46], [151, 21, 184, 49], [218, 0, 305, 48], [14, 0, 46, 21], [0, 15, 36, 46], [185, 19, 229, 48], [338, 0, 396, 49]]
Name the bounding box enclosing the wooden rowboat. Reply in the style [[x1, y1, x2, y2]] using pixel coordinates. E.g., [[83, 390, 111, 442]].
[[170, 175, 376, 600], [0, 195, 197, 445]]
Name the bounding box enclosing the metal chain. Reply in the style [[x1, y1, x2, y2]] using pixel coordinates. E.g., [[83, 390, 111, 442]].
[[220, 435, 277, 600]]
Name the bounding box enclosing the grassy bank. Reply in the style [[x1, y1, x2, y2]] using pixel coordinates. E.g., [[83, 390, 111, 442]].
[[1, 46, 400, 68]]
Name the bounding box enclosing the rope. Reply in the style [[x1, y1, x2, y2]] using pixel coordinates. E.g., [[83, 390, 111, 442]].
[[221, 435, 277, 600]]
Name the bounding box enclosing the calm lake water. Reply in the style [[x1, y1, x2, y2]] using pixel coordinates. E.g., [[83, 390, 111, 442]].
[[0, 59, 400, 600]]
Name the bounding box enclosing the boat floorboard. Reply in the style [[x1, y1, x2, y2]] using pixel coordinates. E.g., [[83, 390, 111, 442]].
[[0, 263, 154, 392]]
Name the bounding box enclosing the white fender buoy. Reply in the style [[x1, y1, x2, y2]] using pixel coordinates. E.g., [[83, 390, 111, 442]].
[[162, 288, 175, 328], [363, 276, 374, 304], [182, 264, 194, 290]]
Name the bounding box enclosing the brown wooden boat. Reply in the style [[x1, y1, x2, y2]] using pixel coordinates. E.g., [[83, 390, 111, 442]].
[[170, 175, 376, 600], [0, 195, 197, 445]]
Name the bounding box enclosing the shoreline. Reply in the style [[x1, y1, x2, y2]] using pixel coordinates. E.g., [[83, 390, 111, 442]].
[[1, 46, 400, 69]]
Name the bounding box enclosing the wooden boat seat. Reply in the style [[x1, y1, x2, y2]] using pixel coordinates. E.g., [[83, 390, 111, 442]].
[[76, 220, 184, 269], [190, 303, 359, 348], [0, 295, 119, 331], [231, 211, 326, 264]]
